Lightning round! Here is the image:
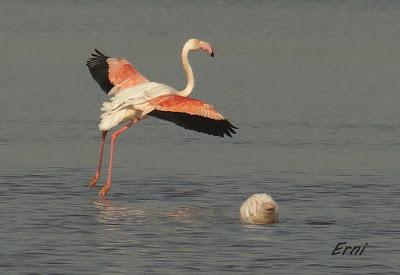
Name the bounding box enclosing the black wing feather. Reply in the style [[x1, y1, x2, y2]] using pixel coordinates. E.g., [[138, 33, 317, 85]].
[[86, 49, 114, 94], [148, 110, 237, 137]]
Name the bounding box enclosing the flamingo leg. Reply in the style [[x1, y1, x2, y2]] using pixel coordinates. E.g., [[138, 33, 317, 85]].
[[99, 119, 138, 197], [89, 131, 108, 187]]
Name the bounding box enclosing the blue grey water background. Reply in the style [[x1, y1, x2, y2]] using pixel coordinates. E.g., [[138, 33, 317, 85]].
[[1, 0, 400, 274]]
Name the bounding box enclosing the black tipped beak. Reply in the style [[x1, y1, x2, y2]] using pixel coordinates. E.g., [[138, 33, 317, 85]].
[[210, 51, 214, 58]]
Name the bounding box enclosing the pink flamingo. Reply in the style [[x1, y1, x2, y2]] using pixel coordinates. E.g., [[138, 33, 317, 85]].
[[86, 38, 237, 197]]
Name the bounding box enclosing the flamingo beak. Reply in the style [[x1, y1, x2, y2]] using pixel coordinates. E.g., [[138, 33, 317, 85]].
[[199, 41, 214, 58]]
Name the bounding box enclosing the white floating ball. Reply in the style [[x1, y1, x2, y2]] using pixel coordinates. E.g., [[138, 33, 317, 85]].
[[240, 193, 279, 224]]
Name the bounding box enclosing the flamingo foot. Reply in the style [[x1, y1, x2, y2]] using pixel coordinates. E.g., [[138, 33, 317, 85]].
[[99, 184, 111, 197], [89, 174, 100, 187]]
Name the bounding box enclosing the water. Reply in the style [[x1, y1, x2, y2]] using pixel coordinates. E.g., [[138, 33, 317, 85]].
[[1, 0, 400, 273]]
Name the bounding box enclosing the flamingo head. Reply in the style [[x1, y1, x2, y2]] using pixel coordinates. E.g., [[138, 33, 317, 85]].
[[185, 38, 214, 57]]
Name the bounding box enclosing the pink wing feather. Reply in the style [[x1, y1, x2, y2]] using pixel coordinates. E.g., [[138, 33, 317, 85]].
[[148, 94, 237, 137], [87, 49, 148, 95]]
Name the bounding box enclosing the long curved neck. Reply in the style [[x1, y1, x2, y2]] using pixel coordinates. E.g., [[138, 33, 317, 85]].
[[177, 46, 194, 97]]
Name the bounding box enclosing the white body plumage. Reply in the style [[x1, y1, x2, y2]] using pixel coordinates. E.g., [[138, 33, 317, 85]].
[[99, 82, 175, 131]]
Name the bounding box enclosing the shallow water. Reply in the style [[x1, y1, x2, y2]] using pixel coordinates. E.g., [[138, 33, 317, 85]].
[[1, 0, 400, 274]]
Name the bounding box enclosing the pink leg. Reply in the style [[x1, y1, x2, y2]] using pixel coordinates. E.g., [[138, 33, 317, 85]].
[[99, 119, 138, 197], [89, 131, 107, 187]]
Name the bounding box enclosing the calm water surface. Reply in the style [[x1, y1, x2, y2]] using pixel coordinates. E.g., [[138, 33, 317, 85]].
[[1, 0, 400, 274]]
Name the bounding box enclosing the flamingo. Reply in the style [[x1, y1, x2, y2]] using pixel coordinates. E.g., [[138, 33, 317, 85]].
[[86, 38, 237, 197]]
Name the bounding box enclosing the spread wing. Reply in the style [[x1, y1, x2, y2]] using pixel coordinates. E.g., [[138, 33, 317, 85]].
[[86, 49, 148, 95], [148, 94, 237, 137]]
